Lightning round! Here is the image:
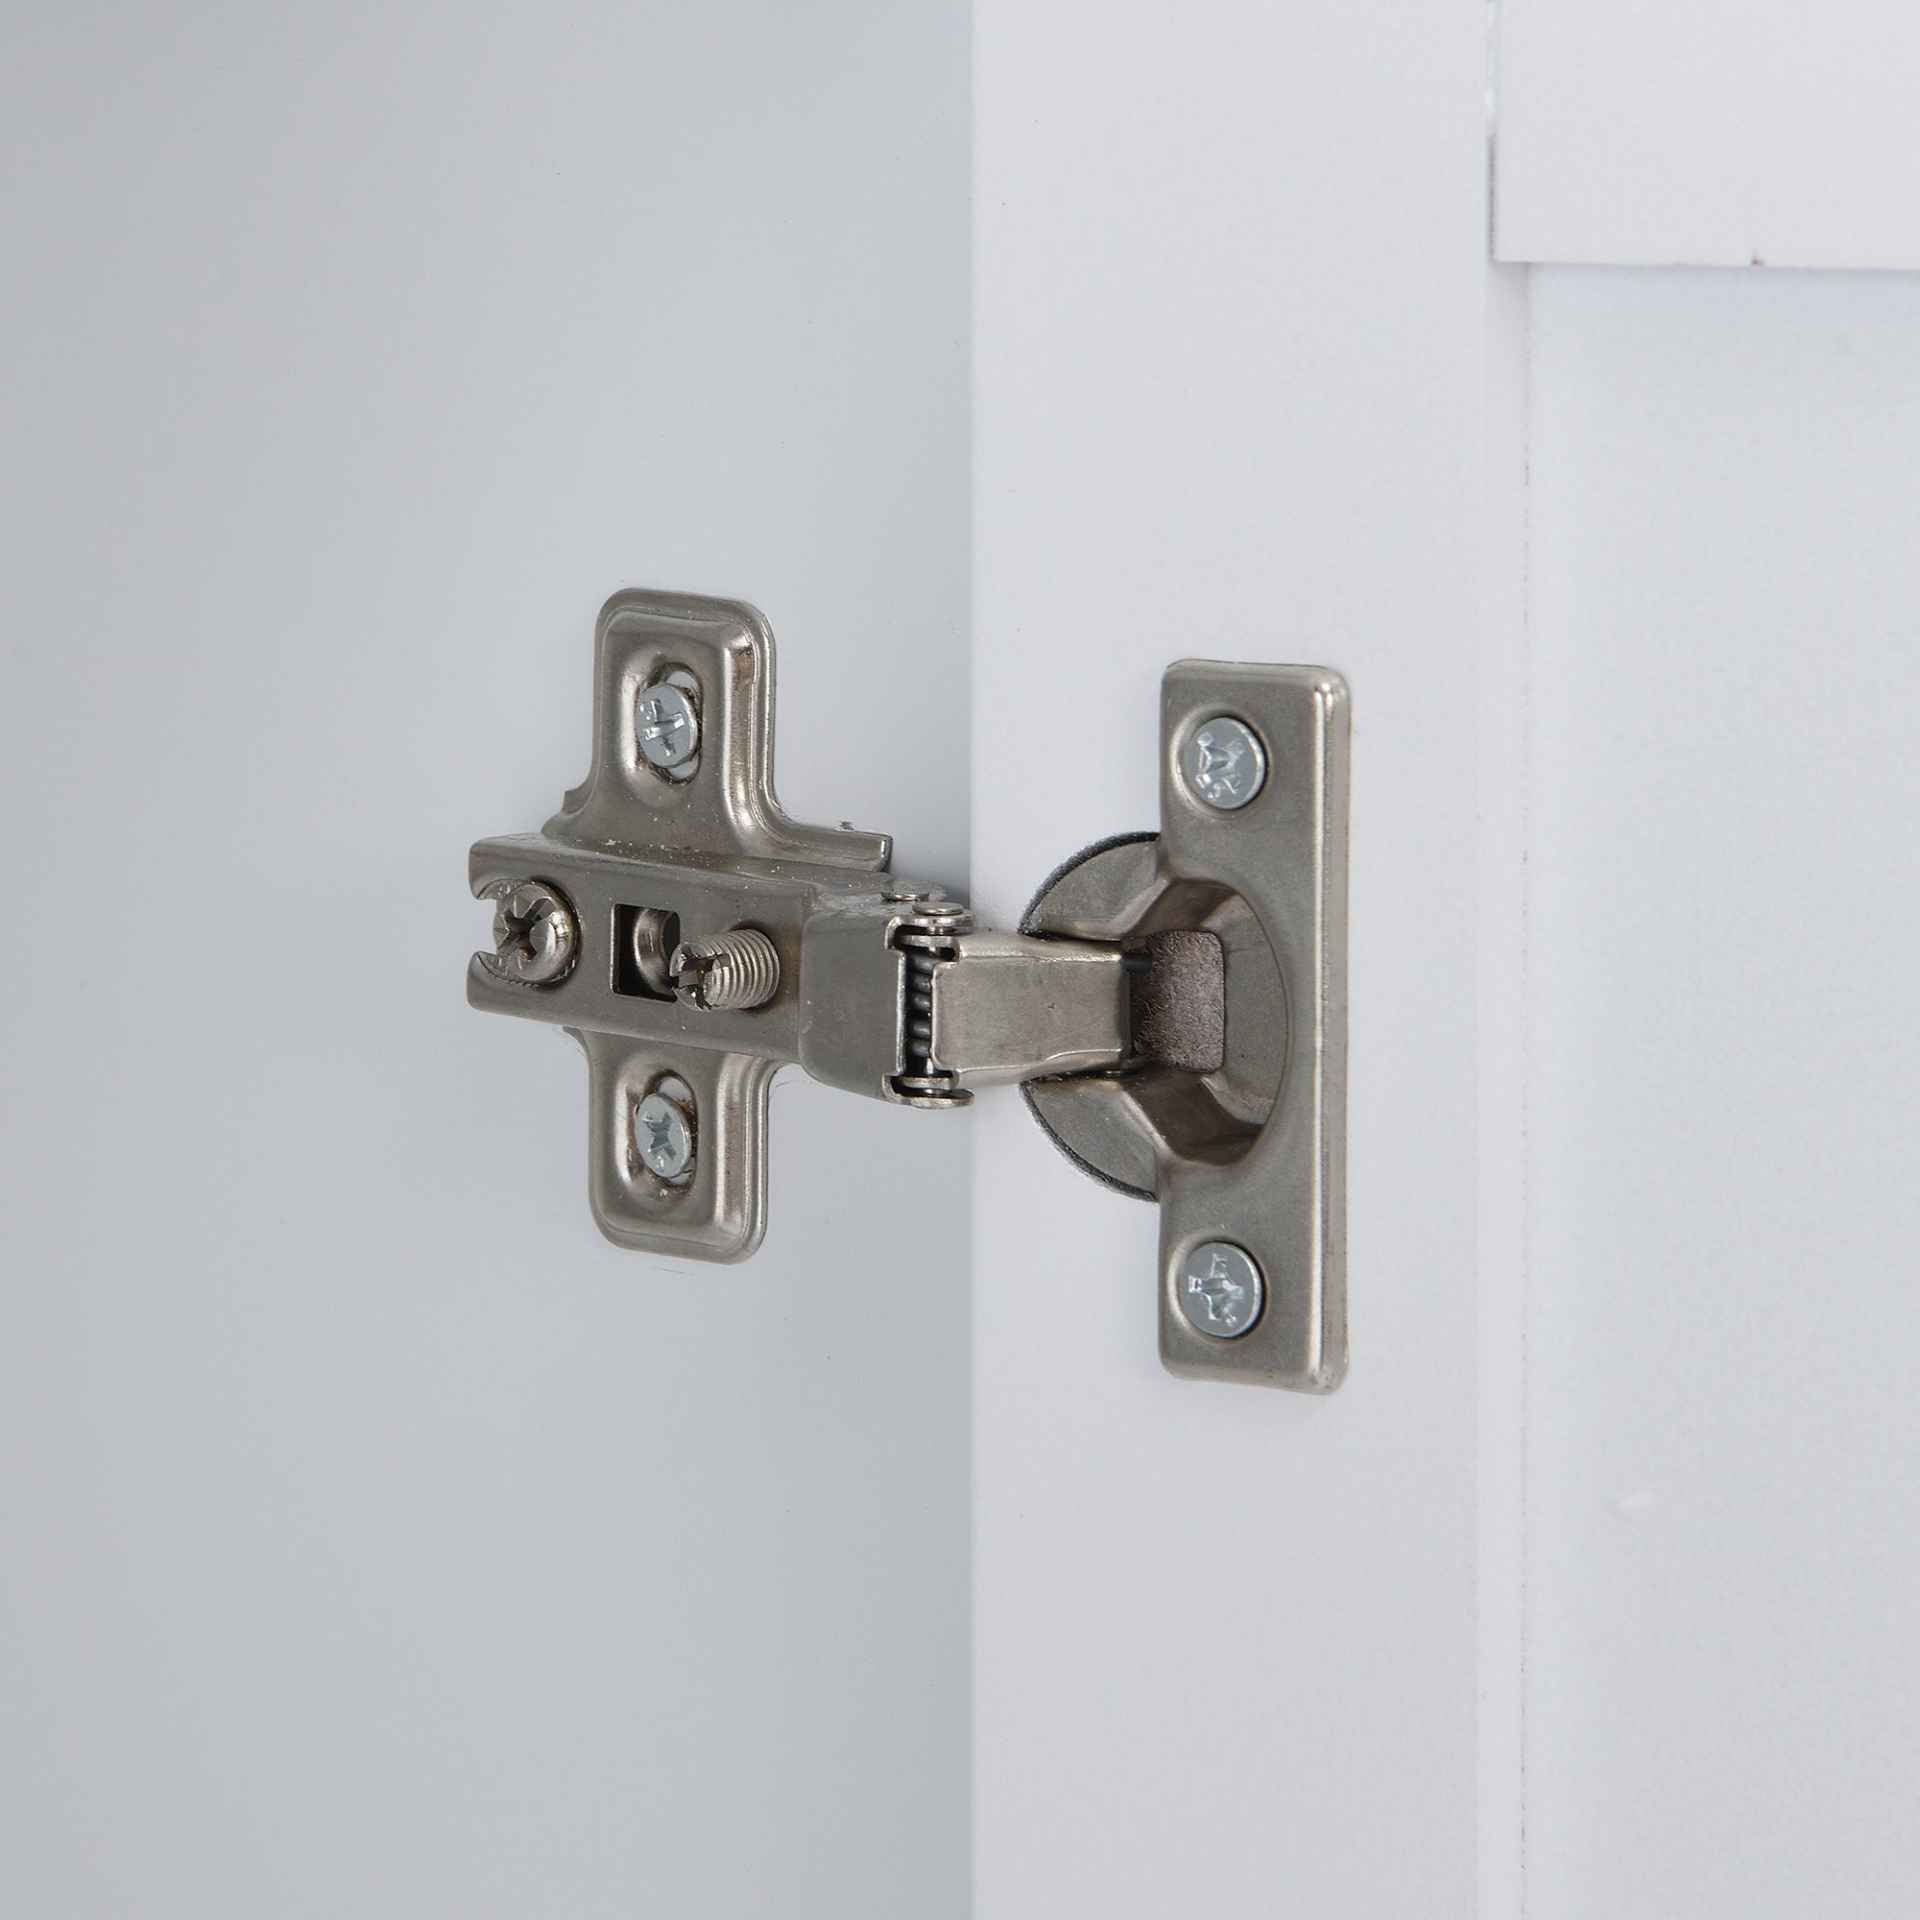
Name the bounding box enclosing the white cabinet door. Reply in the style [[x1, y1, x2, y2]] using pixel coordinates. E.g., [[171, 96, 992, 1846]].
[[1520, 265, 1920, 1920], [0, 9, 972, 1917]]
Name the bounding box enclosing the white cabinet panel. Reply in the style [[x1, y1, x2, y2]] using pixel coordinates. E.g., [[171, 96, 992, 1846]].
[[0, 7, 969, 1916], [1527, 266, 1920, 1915], [1497, 0, 1920, 268], [973, 4, 1499, 1913]]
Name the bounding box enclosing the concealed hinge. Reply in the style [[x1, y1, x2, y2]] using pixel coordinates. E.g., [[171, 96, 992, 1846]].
[[469, 589, 1348, 1391]]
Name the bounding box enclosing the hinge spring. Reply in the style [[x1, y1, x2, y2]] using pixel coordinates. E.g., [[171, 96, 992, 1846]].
[[890, 912, 972, 1107]]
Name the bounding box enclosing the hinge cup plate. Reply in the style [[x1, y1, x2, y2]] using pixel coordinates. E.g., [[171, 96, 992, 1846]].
[[1023, 661, 1350, 1391]]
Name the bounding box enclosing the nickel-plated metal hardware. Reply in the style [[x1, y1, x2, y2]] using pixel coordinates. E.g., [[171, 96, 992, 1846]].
[[633, 1079, 697, 1185], [469, 589, 1348, 1390], [1178, 1241, 1265, 1339], [1181, 714, 1268, 812], [670, 928, 782, 1011], [1017, 659, 1350, 1389], [479, 879, 580, 986]]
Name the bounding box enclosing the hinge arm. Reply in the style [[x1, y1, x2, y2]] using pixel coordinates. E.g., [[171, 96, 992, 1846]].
[[925, 931, 1130, 1089], [795, 910, 1128, 1107]]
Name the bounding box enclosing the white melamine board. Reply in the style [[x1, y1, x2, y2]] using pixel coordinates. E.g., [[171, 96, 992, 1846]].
[[0, 7, 968, 1915], [974, 4, 1505, 1913], [1496, 0, 1920, 268], [1526, 267, 1920, 1915]]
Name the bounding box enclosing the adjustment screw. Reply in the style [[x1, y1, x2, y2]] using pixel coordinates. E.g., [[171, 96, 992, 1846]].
[[1182, 715, 1266, 811], [1176, 1241, 1264, 1339], [481, 880, 578, 985], [636, 677, 699, 772], [671, 928, 781, 1011], [633, 1081, 696, 1184]]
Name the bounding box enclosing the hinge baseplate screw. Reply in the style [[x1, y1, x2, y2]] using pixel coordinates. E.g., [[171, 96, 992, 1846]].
[[633, 1077, 696, 1184]]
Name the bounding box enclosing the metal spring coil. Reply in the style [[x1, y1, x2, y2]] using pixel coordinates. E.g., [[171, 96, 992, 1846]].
[[891, 917, 971, 1105], [903, 946, 938, 1068]]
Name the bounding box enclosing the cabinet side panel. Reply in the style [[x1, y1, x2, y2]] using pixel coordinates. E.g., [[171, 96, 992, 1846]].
[[973, 4, 1494, 1913]]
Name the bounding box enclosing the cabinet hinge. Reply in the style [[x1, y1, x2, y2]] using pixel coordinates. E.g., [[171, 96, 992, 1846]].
[[469, 589, 1349, 1391]]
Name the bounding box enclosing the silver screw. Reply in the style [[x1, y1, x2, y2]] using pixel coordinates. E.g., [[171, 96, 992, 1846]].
[[671, 928, 782, 1011], [1182, 715, 1267, 811], [480, 880, 578, 985], [1177, 1241, 1264, 1339], [633, 1079, 696, 1184], [636, 677, 699, 772]]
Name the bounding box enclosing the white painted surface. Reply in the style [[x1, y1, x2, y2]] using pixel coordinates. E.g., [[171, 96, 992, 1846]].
[[1526, 266, 1920, 1914], [1496, 0, 1920, 268], [0, 7, 969, 1915], [972, 4, 1498, 1912], [1477, 262, 1531, 1920]]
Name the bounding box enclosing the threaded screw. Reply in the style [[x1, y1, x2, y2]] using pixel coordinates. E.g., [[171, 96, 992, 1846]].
[[670, 928, 781, 1011]]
